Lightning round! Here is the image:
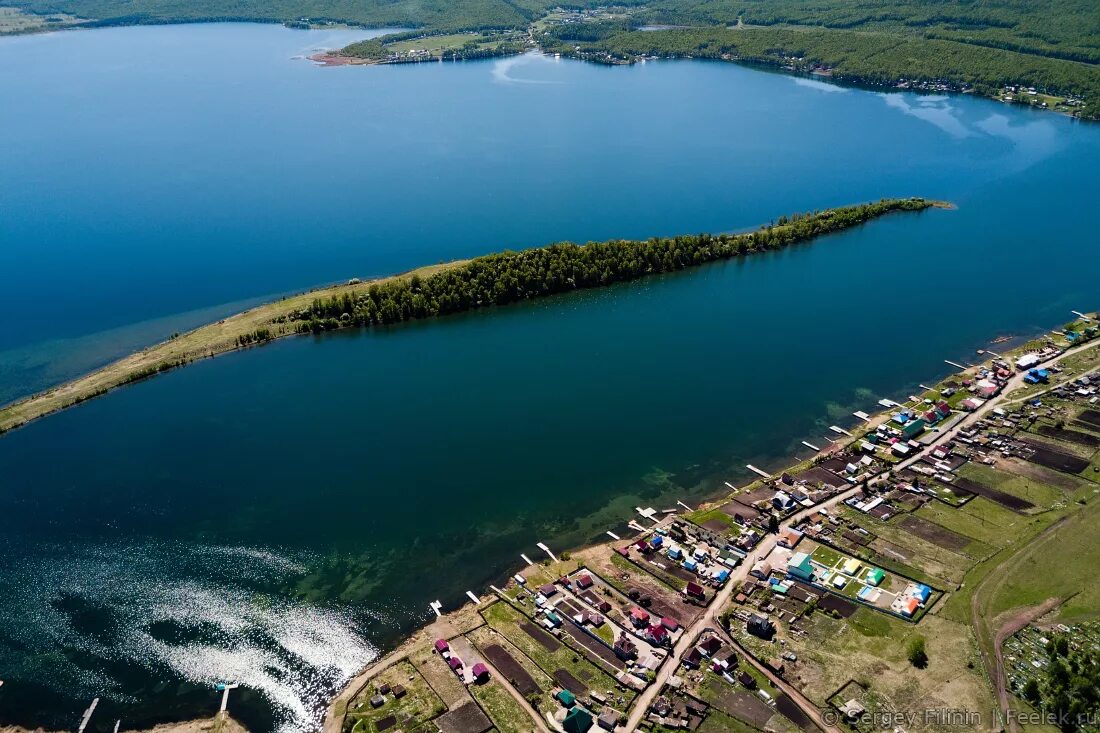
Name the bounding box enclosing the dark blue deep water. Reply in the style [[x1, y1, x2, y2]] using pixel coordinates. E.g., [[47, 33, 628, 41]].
[[0, 22, 1098, 733]]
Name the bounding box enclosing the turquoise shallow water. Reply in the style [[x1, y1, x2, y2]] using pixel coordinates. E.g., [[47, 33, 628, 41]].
[[0, 21, 1098, 733]]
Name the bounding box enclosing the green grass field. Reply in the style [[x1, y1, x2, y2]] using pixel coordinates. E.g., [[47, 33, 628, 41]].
[[957, 463, 1066, 509], [467, 675, 532, 733], [347, 661, 445, 733], [915, 499, 1017, 548]]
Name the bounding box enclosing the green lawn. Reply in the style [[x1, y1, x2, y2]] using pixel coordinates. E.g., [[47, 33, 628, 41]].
[[810, 545, 843, 569], [347, 661, 445, 733], [685, 508, 741, 536], [957, 463, 1064, 509], [915, 499, 1014, 548], [468, 676, 533, 733]]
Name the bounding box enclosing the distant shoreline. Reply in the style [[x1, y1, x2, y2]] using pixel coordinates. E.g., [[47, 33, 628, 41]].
[[2, 19, 1092, 120]]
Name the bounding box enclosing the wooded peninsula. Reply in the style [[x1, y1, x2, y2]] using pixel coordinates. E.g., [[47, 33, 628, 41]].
[[0, 198, 941, 436]]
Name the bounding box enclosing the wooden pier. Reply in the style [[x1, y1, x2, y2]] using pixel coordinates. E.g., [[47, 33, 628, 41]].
[[745, 464, 770, 479], [77, 698, 99, 733]]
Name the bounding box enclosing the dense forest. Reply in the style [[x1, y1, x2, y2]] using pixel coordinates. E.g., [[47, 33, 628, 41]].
[[11, 0, 1098, 117], [1020, 630, 1100, 733], [540, 25, 1100, 119], [286, 198, 933, 333]]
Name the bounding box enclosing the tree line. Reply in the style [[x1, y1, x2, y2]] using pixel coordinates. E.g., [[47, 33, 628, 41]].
[[289, 198, 933, 334], [1021, 629, 1100, 732], [539, 25, 1100, 119]]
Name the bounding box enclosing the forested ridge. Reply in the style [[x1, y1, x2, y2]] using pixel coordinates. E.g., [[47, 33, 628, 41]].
[[9, 0, 1099, 118], [288, 198, 934, 333], [540, 24, 1100, 119]]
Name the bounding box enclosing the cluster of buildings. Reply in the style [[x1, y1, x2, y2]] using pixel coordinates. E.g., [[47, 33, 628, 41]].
[[432, 638, 490, 684]]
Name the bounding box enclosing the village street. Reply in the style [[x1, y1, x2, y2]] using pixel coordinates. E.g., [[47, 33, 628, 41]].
[[623, 335, 1100, 732]]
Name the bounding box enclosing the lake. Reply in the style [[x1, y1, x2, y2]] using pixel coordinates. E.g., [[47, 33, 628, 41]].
[[0, 21, 1098, 733]]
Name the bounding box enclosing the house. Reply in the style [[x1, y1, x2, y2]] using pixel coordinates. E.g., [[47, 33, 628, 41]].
[[685, 582, 706, 601], [471, 663, 490, 682], [564, 710, 598, 733], [864, 568, 885, 586], [841, 558, 861, 575], [913, 584, 932, 603], [1016, 353, 1041, 370], [434, 639, 450, 654], [786, 552, 815, 582], [597, 710, 619, 731], [539, 583, 558, 598], [778, 528, 803, 549], [699, 636, 722, 656], [646, 624, 670, 646], [899, 597, 919, 617], [772, 491, 795, 511], [629, 607, 650, 627], [574, 573, 594, 590], [557, 690, 577, 708], [660, 616, 680, 632], [891, 442, 911, 457], [667, 547, 683, 561], [448, 656, 463, 672], [747, 614, 775, 640], [750, 561, 773, 580], [369, 694, 385, 708], [391, 685, 406, 699], [738, 671, 757, 689], [683, 647, 703, 669], [902, 418, 927, 439], [976, 379, 999, 398], [544, 611, 563, 628], [614, 637, 638, 660]]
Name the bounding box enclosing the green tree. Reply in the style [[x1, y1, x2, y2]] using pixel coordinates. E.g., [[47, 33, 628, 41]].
[[907, 636, 928, 668]]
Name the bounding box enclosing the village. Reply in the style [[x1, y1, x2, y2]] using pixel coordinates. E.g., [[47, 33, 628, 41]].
[[330, 316, 1100, 733]]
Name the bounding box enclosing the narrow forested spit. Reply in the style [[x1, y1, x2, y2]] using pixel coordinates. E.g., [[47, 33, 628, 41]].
[[289, 198, 934, 333]]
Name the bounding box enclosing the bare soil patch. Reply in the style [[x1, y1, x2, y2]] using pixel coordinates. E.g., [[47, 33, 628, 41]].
[[775, 695, 814, 730], [1037, 425, 1100, 447], [997, 457, 1087, 491], [435, 702, 493, 733], [482, 644, 540, 696], [898, 515, 970, 552], [950, 477, 1033, 511], [520, 621, 561, 652], [553, 669, 588, 696], [1076, 409, 1100, 429], [708, 685, 774, 727], [816, 592, 858, 618], [1019, 440, 1091, 474]]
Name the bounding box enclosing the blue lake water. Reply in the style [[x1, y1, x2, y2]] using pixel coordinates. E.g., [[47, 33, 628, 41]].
[[0, 21, 1098, 733]]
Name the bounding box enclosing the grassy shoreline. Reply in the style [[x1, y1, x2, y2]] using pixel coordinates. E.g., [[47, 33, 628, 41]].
[[0, 198, 940, 437]]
